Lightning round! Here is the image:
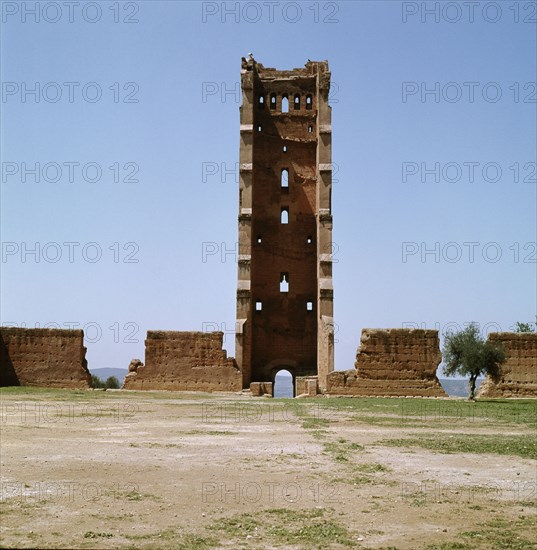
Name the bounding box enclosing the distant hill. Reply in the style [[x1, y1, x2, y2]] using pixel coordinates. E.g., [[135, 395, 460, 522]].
[[439, 378, 485, 397], [89, 368, 129, 385], [87, 370, 484, 397]]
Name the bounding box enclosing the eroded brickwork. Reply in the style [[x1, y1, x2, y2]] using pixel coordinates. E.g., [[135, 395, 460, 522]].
[[477, 332, 537, 397], [326, 329, 446, 397], [236, 57, 334, 391], [123, 331, 241, 392], [0, 328, 90, 388]]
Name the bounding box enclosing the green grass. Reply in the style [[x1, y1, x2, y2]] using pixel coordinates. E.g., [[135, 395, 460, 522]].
[[323, 438, 364, 463], [313, 397, 537, 428], [443, 515, 537, 549], [207, 508, 355, 547], [379, 433, 537, 459], [83, 531, 113, 538]]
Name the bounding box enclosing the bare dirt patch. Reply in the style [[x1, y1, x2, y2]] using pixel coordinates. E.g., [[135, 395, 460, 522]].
[[1, 389, 535, 549]]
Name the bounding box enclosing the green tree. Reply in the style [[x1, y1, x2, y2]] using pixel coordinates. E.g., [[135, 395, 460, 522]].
[[513, 320, 536, 333], [90, 374, 105, 389], [104, 376, 120, 389], [442, 323, 506, 400]]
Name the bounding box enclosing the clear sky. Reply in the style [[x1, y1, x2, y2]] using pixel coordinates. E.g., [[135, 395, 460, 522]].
[[1, 0, 536, 375]]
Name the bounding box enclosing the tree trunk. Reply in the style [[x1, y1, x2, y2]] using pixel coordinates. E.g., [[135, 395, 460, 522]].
[[469, 374, 477, 401]]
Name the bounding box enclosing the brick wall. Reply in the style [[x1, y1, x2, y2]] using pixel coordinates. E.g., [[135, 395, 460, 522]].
[[477, 332, 537, 397], [0, 328, 90, 388], [326, 329, 446, 397], [123, 331, 241, 392]]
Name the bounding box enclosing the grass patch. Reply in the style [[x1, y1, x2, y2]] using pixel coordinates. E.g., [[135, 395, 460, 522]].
[[455, 515, 537, 549], [208, 508, 355, 547], [355, 462, 391, 473], [323, 438, 364, 463], [176, 534, 219, 549], [379, 433, 537, 459], [333, 462, 394, 487], [84, 531, 113, 538], [315, 398, 537, 428]]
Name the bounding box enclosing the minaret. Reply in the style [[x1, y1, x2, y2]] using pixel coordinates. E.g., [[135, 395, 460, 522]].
[[235, 57, 334, 392]]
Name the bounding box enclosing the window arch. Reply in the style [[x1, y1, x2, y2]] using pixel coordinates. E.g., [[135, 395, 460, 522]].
[[258, 95, 264, 109], [281, 169, 289, 189], [281, 208, 289, 224], [281, 95, 289, 113], [270, 93, 277, 110], [294, 94, 300, 110], [306, 94, 312, 110]]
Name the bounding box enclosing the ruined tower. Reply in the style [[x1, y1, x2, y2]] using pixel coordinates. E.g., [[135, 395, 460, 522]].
[[235, 57, 334, 392]]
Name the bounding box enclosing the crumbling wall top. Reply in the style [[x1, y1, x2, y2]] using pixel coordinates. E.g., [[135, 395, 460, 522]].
[[241, 56, 329, 79]]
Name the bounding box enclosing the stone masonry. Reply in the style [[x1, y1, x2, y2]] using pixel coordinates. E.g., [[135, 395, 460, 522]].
[[326, 329, 447, 397], [236, 57, 334, 392], [477, 332, 537, 397], [0, 328, 91, 388], [123, 331, 241, 392]]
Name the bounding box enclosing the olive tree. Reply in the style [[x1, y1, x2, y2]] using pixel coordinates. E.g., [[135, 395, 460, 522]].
[[442, 323, 506, 400], [513, 320, 536, 333]]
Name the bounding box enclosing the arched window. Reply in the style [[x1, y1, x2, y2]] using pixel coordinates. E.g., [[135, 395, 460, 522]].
[[294, 94, 300, 110], [281, 169, 289, 189], [306, 95, 312, 110], [282, 145, 287, 153], [281, 95, 289, 113], [281, 208, 289, 224], [270, 94, 277, 110], [258, 95, 264, 109], [307, 125, 313, 133]]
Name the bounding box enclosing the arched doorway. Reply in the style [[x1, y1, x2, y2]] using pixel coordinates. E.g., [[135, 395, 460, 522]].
[[273, 369, 294, 398]]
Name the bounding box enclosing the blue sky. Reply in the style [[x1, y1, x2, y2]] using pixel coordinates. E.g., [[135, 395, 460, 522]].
[[1, 1, 536, 375]]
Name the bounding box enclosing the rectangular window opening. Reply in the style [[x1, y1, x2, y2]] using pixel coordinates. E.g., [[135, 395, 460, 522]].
[[255, 301, 263, 311], [280, 273, 289, 293]]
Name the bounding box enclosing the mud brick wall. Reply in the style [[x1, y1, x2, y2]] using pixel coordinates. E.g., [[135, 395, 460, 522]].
[[326, 329, 446, 397], [0, 328, 90, 388], [477, 332, 537, 398], [123, 331, 242, 392]]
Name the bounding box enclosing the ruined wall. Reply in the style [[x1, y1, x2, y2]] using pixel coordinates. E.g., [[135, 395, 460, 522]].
[[0, 328, 90, 388], [477, 332, 537, 398], [326, 329, 446, 397], [123, 331, 242, 392]]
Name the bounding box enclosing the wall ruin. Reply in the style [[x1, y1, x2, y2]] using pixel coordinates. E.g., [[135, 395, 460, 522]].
[[477, 332, 537, 398], [0, 328, 90, 388], [326, 329, 447, 397], [123, 331, 241, 392]]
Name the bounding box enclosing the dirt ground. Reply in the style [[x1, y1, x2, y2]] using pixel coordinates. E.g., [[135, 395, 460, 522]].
[[1, 389, 535, 549]]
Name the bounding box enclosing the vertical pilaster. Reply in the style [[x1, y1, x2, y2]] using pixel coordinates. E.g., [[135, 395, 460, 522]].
[[236, 58, 254, 386], [316, 63, 334, 390]]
